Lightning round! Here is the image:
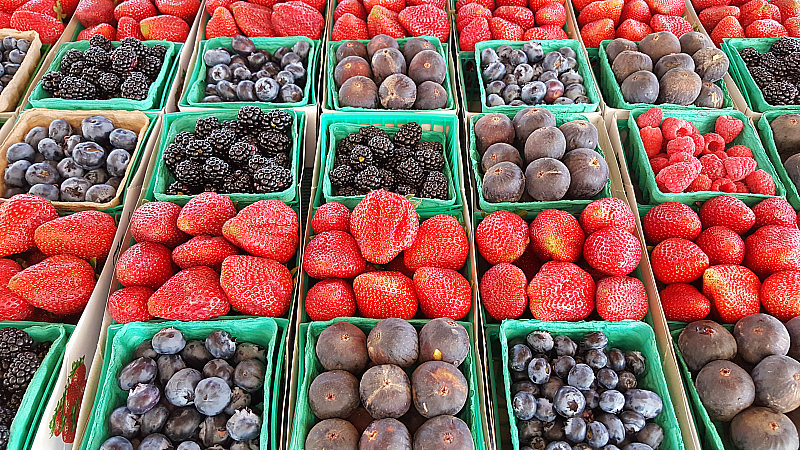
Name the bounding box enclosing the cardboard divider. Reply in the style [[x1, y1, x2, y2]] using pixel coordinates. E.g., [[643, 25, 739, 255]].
[[0, 30, 42, 113]]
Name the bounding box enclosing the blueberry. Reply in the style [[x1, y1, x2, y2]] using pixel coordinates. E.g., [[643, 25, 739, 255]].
[[596, 413, 626, 445], [514, 64, 535, 84], [599, 390, 625, 414], [2, 36, 15, 50], [528, 357, 551, 385], [158, 354, 187, 386], [496, 45, 514, 61], [553, 386, 586, 418], [199, 414, 230, 447], [553, 356, 576, 379], [509, 50, 528, 66], [254, 77, 279, 102], [530, 437, 547, 450], [534, 397, 556, 422], [110, 128, 138, 151], [24, 126, 47, 149], [481, 48, 499, 67], [564, 417, 586, 443], [206, 330, 236, 359], [546, 441, 571, 450], [618, 410, 646, 434], [204, 359, 234, 386], [483, 62, 506, 82], [81, 115, 115, 144], [176, 442, 201, 450], [586, 421, 610, 448], [236, 80, 257, 101], [107, 177, 123, 190], [4, 64, 18, 76], [247, 52, 267, 71], [623, 389, 662, 419], [539, 70, 558, 82], [486, 80, 505, 95], [636, 423, 663, 449], [195, 377, 232, 416], [164, 368, 202, 407], [605, 349, 626, 371], [541, 377, 564, 401], [100, 436, 134, 450], [279, 83, 303, 103], [204, 49, 232, 67], [567, 364, 594, 390], [216, 80, 237, 101], [234, 359, 264, 392], [109, 406, 141, 438], [224, 387, 252, 415], [526, 331, 553, 353], [624, 444, 654, 450], [164, 408, 203, 442], [263, 62, 280, 77], [28, 184, 59, 201], [280, 52, 301, 68], [43, 160, 58, 169], [293, 40, 311, 59], [86, 184, 117, 203], [586, 349, 608, 370], [511, 344, 533, 372], [226, 409, 260, 442], [210, 64, 232, 82], [563, 57, 577, 72], [597, 368, 619, 390], [512, 381, 539, 397], [512, 390, 538, 421], [543, 52, 567, 73], [617, 371, 637, 392], [48, 119, 72, 144], [523, 42, 544, 64], [554, 336, 577, 357], [25, 162, 59, 185], [7, 142, 35, 163], [560, 70, 584, 86], [233, 343, 266, 365], [85, 168, 109, 185], [152, 327, 186, 355], [72, 142, 107, 170], [60, 176, 92, 201], [65, 135, 82, 156], [487, 94, 505, 106], [583, 389, 599, 410], [233, 66, 252, 81], [139, 433, 173, 450], [182, 340, 213, 369], [503, 84, 521, 104], [140, 404, 169, 435], [127, 383, 160, 414], [56, 157, 84, 179], [284, 63, 306, 84], [624, 351, 646, 375], [5, 160, 30, 187], [38, 138, 64, 161], [583, 332, 609, 350], [275, 70, 294, 86]]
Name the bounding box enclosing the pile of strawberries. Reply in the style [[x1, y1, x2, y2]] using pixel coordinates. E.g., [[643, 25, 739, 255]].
[[695, 0, 800, 45], [109, 192, 297, 323], [2, 0, 73, 44], [303, 190, 472, 321], [575, 0, 693, 47], [0, 195, 117, 321], [73, 0, 199, 42], [331, 0, 449, 42], [477, 198, 649, 322], [206, 0, 324, 39], [454, 0, 568, 51], [644, 197, 800, 323], [637, 107, 776, 195]]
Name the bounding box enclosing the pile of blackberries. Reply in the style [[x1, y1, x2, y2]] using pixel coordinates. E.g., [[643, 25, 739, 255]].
[[0, 36, 33, 96], [739, 37, 800, 106]]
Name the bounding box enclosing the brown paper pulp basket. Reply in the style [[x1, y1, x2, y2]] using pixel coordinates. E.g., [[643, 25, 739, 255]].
[[0, 29, 42, 112]]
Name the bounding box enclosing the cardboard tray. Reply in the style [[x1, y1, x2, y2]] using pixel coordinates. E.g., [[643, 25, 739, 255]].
[[0, 30, 42, 113]]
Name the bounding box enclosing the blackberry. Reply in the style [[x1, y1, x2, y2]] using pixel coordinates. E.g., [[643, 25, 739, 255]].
[[253, 163, 292, 193], [248, 154, 271, 172], [739, 47, 761, 67], [393, 123, 422, 147], [195, 116, 222, 139], [41, 71, 62, 94], [329, 165, 355, 188], [380, 169, 396, 191], [31, 342, 50, 361], [120, 72, 149, 100], [139, 55, 163, 80], [120, 37, 148, 60], [222, 120, 247, 139], [396, 184, 417, 196], [150, 44, 167, 60], [337, 186, 364, 197], [0, 329, 32, 362], [97, 72, 121, 95], [358, 126, 388, 142], [69, 60, 88, 77], [419, 171, 448, 200], [0, 425, 7, 450], [173, 160, 204, 187], [209, 127, 237, 155], [397, 157, 425, 186], [771, 37, 800, 58], [174, 132, 196, 146], [763, 81, 798, 105], [349, 145, 373, 171], [111, 47, 138, 75], [163, 143, 185, 172], [227, 142, 255, 166], [203, 157, 230, 185], [334, 153, 350, 168], [237, 105, 265, 129], [368, 135, 394, 162], [354, 166, 383, 193], [83, 47, 110, 70], [265, 109, 293, 133], [185, 138, 214, 162], [336, 139, 355, 158], [81, 66, 103, 85], [415, 145, 445, 171], [165, 181, 194, 196], [2, 352, 39, 393], [750, 66, 775, 88], [760, 52, 786, 78], [60, 49, 85, 73], [270, 152, 289, 168], [787, 53, 800, 83], [258, 130, 291, 156], [58, 76, 97, 100], [221, 170, 252, 193], [0, 406, 11, 427], [89, 34, 113, 52]]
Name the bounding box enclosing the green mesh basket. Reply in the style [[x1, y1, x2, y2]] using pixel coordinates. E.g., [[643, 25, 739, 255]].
[[724, 38, 800, 114], [500, 319, 685, 450], [288, 318, 486, 450], [474, 39, 601, 114], [757, 111, 800, 209], [326, 37, 456, 112], [181, 36, 319, 109], [468, 112, 612, 214], [28, 40, 178, 111], [150, 108, 305, 206], [627, 107, 785, 205]]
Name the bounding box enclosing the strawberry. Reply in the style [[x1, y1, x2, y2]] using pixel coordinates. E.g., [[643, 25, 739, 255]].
[[693, 0, 730, 11], [476, 211, 529, 265], [535, 2, 567, 26], [365, 0, 405, 11], [272, 1, 324, 39], [0, 11, 10, 27], [107, 286, 154, 323], [695, 226, 745, 265], [312, 202, 351, 234], [659, 283, 711, 322], [0, 286, 33, 321], [480, 263, 527, 320], [540, 24, 568, 38], [335, 0, 366, 21], [172, 235, 239, 272], [353, 271, 418, 319], [117, 16, 146, 40], [305, 278, 357, 321], [495, 5, 534, 28], [579, 198, 636, 235], [787, 16, 800, 36], [529, 209, 585, 263], [231, 2, 274, 36], [620, 0, 651, 23], [0, 194, 57, 257], [116, 243, 175, 290], [761, 270, 800, 321], [489, 16, 524, 39], [617, 18, 653, 39], [753, 198, 797, 228], [404, 214, 468, 271], [523, 26, 551, 38], [399, 4, 450, 41], [219, 255, 292, 317], [573, 0, 595, 10], [740, 0, 781, 27], [154, 0, 200, 21], [367, 4, 406, 37], [711, 15, 745, 45], [385, 255, 415, 278], [114, 0, 157, 21], [512, 240, 541, 281], [746, 18, 787, 36], [407, 0, 446, 6], [645, 0, 685, 14], [0, 259, 21, 286], [457, 2, 492, 32], [699, 5, 740, 29], [148, 266, 230, 320], [702, 264, 760, 323], [141, 14, 190, 41], [206, 0, 236, 13], [34, 211, 116, 261], [0, 0, 27, 14], [456, 0, 494, 11], [131, 201, 189, 248], [584, 227, 641, 276], [303, 231, 366, 279], [497, 0, 526, 6], [414, 267, 472, 320], [772, 0, 800, 18], [350, 190, 418, 265], [699, 195, 755, 235], [642, 202, 702, 243], [222, 200, 298, 264], [580, 18, 616, 47], [74, 0, 115, 26], [77, 23, 116, 40], [207, 6, 241, 38], [9, 255, 96, 315], [18, 0, 65, 19], [595, 276, 648, 321], [176, 192, 236, 237], [527, 261, 595, 321], [650, 14, 693, 36], [578, 0, 623, 27], [333, 13, 369, 39], [460, 17, 491, 50], [744, 225, 800, 277], [651, 238, 710, 283]]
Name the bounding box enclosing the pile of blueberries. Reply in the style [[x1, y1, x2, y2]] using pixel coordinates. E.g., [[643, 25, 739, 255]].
[[0, 36, 32, 96], [99, 328, 266, 450], [509, 331, 665, 450], [3, 115, 137, 203]]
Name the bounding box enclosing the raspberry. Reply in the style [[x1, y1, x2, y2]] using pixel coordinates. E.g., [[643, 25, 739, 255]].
[[690, 132, 704, 156], [715, 115, 744, 143], [713, 150, 728, 160], [655, 160, 702, 193], [700, 154, 726, 180], [745, 169, 776, 195], [637, 107, 663, 128], [723, 156, 757, 181], [666, 136, 695, 156], [703, 132, 726, 153], [668, 152, 694, 164], [650, 155, 669, 174], [687, 173, 713, 192], [711, 177, 737, 192], [735, 181, 750, 193], [640, 126, 664, 157], [662, 117, 693, 140], [727, 144, 753, 157]]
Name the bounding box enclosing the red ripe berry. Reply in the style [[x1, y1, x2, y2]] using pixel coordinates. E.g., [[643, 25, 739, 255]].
[[722, 157, 757, 181], [695, 226, 745, 265], [662, 117, 693, 140], [116, 242, 175, 290], [650, 14, 693, 36], [715, 114, 744, 143], [312, 202, 351, 234], [703, 133, 726, 154], [583, 227, 641, 276], [726, 144, 753, 158], [699, 195, 756, 235], [131, 201, 189, 248], [703, 264, 761, 323], [527, 261, 595, 322], [745, 169, 776, 195], [404, 214, 469, 271], [595, 276, 648, 321], [753, 198, 797, 228], [687, 174, 713, 192], [414, 267, 472, 320], [643, 202, 702, 243], [476, 210, 529, 265], [171, 235, 240, 272], [655, 160, 702, 193], [460, 17, 491, 51], [177, 192, 236, 237], [650, 155, 669, 175], [579, 197, 636, 235], [659, 283, 711, 322], [108, 286, 155, 324], [640, 126, 664, 158], [305, 279, 357, 321], [650, 238, 710, 284], [761, 270, 800, 321], [303, 231, 366, 279], [480, 263, 527, 320], [353, 271, 418, 319], [712, 177, 738, 193], [637, 107, 663, 128], [711, 15, 745, 45], [530, 209, 585, 263]]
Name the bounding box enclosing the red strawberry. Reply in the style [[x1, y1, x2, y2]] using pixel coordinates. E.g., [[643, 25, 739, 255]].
[[303, 231, 366, 279], [699, 195, 755, 235], [335, 0, 366, 21], [455, 0, 494, 11], [460, 17, 491, 50], [0, 0, 26, 14], [618, 18, 653, 39], [154, 0, 200, 21], [172, 235, 239, 272], [350, 190, 418, 265], [206, 0, 236, 13], [131, 201, 189, 248], [523, 26, 551, 38], [650, 14, 693, 36], [148, 266, 230, 320], [746, 18, 787, 36], [9, 255, 96, 315], [34, 211, 116, 261], [305, 278, 357, 321], [364, 0, 405, 12], [0, 287, 33, 321], [572, 0, 594, 10], [744, 225, 800, 276], [527, 261, 595, 321], [398, 4, 449, 41], [457, 2, 492, 32], [620, 0, 651, 23], [177, 192, 236, 236], [74, 0, 115, 27], [579, 198, 636, 235], [353, 271, 418, 318], [642, 202, 702, 243], [645, 0, 684, 14], [141, 14, 190, 40], [529, 209, 584, 263], [787, 16, 800, 36], [512, 240, 541, 281], [107, 286, 154, 323], [385, 255, 415, 278], [772, 0, 800, 19], [0, 194, 57, 257], [703, 264, 760, 323], [536, 2, 566, 26], [219, 255, 292, 317], [77, 23, 116, 40], [711, 15, 745, 45], [497, 0, 526, 6], [651, 238, 710, 284], [659, 283, 711, 322], [18, 0, 65, 19], [695, 226, 745, 265], [407, 0, 445, 7], [0, 12, 10, 27], [476, 212, 529, 265], [699, 5, 740, 29], [272, 1, 324, 38], [367, 4, 406, 37], [114, 0, 157, 21], [542, 23, 569, 37], [489, 16, 524, 39], [207, 6, 241, 38], [761, 270, 800, 321], [584, 227, 641, 276], [580, 18, 615, 47], [494, 5, 534, 28], [694, 0, 730, 11], [312, 202, 351, 234], [480, 263, 527, 320], [404, 214, 468, 271], [414, 267, 472, 320], [230, 1, 274, 36], [116, 242, 175, 289], [754, 198, 797, 228], [0, 259, 21, 286], [578, 0, 623, 27], [222, 199, 298, 264], [595, 276, 648, 321], [333, 13, 369, 39], [118, 16, 146, 40], [740, 0, 781, 26]]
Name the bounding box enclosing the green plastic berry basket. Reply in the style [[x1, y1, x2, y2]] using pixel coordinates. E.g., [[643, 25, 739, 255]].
[[468, 112, 612, 214], [81, 318, 279, 450], [474, 39, 601, 114], [723, 38, 800, 114], [326, 37, 456, 113], [757, 111, 800, 210], [148, 108, 305, 207], [288, 318, 485, 450], [28, 40, 179, 111], [181, 36, 320, 110], [627, 107, 785, 206], [0, 322, 70, 450], [317, 112, 463, 212], [500, 319, 685, 450]]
